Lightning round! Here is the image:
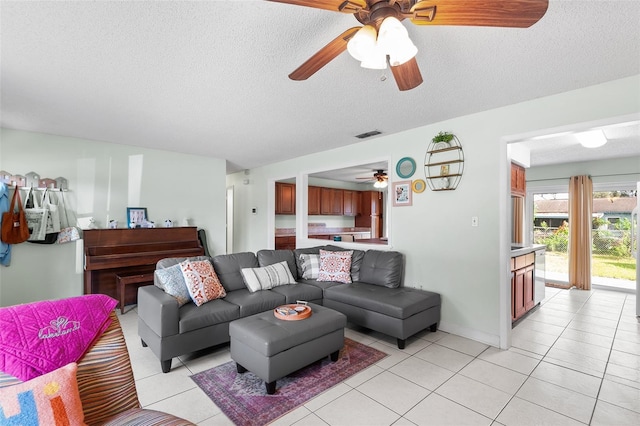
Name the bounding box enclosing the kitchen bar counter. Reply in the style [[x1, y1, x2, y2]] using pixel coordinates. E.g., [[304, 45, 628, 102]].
[[275, 227, 372, 237], [511, 244, 545, 256]]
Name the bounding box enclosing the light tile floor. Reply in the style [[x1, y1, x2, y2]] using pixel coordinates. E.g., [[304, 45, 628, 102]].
[[119, 287, 640, 425]]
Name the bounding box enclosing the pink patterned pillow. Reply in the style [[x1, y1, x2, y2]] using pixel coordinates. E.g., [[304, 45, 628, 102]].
[[317, 249, 353, 284], [179, 260, 226, 306]]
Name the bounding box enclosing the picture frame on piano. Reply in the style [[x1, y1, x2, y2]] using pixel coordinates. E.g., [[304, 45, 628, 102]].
[[127, 207, 148, 229]]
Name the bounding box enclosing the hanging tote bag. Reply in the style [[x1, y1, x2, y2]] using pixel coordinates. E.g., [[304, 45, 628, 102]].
[[56, 190, 81, 244], [1, 187, 30, 244], [28, 189, 60, 244], [23, 188, 48, 242]]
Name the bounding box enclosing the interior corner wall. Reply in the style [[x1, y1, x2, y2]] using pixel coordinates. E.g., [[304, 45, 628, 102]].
[[0, 129, 227, 307], [228, 75, 640, 347]]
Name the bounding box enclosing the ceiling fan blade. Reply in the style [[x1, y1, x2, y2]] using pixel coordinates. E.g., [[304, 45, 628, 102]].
[[266, 0, 367, 14], [289, 27, 361, 81], [390, 57, 423, 91], [409, 0, 549, 28]]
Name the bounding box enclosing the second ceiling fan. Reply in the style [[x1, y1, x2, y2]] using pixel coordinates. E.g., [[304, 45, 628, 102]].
[[267, 0, 549, 91]]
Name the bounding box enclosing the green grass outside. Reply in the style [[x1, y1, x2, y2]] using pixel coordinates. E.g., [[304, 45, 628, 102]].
[[545, 251, 636, 281]]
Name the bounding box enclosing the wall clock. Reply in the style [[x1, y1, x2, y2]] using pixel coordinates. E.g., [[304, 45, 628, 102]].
[[396, 157, 416, 179]]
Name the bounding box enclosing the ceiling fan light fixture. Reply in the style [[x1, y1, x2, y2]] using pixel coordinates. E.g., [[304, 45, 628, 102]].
[[360, 48, 387, 69], [347, 25, 378, 62], [377, 16, 418, 66], [388, 38, 418, 66], [576, 130, 607, 148], [373, 179, 388, 189]]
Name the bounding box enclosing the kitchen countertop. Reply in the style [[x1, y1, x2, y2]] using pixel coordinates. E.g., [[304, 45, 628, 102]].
[[275, 227, 372, 237], [511, 244, 546, 256]]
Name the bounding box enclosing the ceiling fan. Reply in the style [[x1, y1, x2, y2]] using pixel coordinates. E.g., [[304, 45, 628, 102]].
[[266, 0, 549, 91], [357, 169, 389, 188]]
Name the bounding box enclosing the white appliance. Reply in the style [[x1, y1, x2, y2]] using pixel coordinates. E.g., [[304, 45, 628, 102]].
[[534, 248, 546, 305]]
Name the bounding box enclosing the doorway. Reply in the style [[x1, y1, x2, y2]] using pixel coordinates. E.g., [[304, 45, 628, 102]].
[[529, 183, 637, 291]]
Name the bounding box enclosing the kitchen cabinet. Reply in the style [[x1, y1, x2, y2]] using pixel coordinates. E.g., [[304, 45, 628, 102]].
[[511, 163, 526, 197], [343, 190, 358, 216], [320, 188, 343, 215], [511, 252, 535, 321], [275, 236, 296, 250], [308, 186, 321, 215], [356, 191, 383, 238], [275, 182, 296, 215]]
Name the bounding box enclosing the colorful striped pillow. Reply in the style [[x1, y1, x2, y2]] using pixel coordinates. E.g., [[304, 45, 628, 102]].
[[0, 362, 84, 425]]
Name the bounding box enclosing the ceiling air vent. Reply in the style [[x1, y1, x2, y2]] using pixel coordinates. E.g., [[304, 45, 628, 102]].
[[355, 130, 382, 139]]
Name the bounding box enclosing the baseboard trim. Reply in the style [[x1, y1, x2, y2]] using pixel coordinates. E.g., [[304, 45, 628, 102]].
[[438, 322, 500, 348]]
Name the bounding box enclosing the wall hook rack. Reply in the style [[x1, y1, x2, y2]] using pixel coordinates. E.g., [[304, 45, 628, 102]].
[[0, 170, 68, 190]]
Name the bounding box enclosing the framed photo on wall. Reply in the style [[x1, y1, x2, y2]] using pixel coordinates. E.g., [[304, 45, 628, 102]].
[[127, 207, 148, 228], [392, 181, 412, 207]]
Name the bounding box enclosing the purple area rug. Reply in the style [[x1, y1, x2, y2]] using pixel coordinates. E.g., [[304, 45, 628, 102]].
[[190, 338, 387, 425]]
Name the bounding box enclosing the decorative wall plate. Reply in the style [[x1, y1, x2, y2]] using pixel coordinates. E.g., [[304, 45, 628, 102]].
[[412, 179, 426, 193], [396, 157, 416, 179]]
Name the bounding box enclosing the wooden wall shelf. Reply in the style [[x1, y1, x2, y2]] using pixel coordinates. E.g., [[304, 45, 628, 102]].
[[425, 135, 464, 191]]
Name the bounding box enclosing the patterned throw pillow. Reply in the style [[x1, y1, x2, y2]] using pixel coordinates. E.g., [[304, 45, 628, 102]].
[[241, 261, 297, 292], [155, 263, 191, 306], [0, 362, 85, 425], [179, 259, 226, 306], [299, 253, 321, 279], [317, 249, 353, 284]]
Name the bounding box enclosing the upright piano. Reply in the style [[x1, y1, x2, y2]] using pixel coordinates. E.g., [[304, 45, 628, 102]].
[[83, 227, 204, 306]]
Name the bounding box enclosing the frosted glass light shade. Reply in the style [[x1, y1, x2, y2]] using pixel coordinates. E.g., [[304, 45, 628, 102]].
[[360, 48, 387, 69], [373, 180, 388, 188], [576, 130, 607, 148], [347, 25, 378, 62], [377, 17, 417, 66], [388, 38, 418, 66]]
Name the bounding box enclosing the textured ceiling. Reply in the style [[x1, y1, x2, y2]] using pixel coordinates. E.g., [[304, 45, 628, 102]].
[[1, 1, 639, 174]]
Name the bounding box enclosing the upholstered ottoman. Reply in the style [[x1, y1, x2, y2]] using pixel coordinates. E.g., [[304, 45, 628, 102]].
[[229, 303, 347, 394]]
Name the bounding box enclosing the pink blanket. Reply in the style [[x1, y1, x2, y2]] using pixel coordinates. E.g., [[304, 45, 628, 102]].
[[0, 294, 118, 381]]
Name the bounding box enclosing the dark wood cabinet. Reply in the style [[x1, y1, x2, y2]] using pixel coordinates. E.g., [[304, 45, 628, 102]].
[[275, 236, 296, 250], [343, 190, 358, 216], [308, 186, 321, 215], [524, 265, 535, 311], [275, 182, 295, 215], [513, 267, 526, 320], [355, 191, 383, 238], [320, 188, 343, 215], [511, 252, 535, 322], [511, 163, 526, 197]]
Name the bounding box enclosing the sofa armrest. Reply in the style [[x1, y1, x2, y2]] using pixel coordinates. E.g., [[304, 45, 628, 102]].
[[137, 285, 180, 337]]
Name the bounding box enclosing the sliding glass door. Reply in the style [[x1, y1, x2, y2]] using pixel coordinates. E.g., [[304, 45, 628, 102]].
[[530, 183, 638, 291]]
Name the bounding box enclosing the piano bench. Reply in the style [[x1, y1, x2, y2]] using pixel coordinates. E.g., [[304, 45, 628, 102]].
[[116, 273, 154, 314]]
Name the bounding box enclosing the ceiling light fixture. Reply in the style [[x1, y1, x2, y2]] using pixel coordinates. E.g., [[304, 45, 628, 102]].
[[347, 17, 418, 70], [576, 130, 608, 148], [373, 179, 388, 189]]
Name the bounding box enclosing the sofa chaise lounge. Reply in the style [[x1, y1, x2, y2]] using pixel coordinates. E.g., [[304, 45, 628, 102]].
[[137, 245, 441, 373]]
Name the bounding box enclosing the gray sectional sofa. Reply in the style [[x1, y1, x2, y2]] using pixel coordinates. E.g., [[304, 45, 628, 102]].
[[137, 245, 441, 373]]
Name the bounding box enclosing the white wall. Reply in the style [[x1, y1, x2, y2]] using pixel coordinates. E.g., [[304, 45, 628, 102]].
[[228, 75, 640, 347], [527, 156, 640, 188], [0, 129, 227, 307]]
